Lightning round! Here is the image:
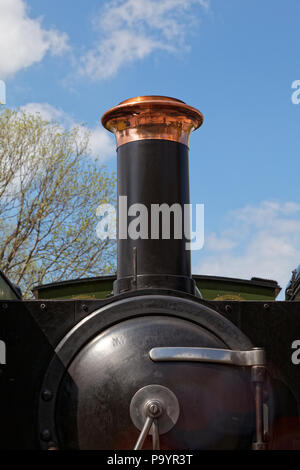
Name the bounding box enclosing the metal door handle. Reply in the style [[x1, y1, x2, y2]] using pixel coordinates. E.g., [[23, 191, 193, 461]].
[[150, 347, 266, 367]]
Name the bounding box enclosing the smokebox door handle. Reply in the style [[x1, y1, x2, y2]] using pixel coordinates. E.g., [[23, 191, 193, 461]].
[[149, 347, 266, 367]]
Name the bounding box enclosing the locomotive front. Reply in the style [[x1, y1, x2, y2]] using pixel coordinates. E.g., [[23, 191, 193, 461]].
[[37, 96, 272, 450]]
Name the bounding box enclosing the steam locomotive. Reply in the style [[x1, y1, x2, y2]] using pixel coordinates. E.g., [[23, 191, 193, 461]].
[[1, 96, 300, 451]]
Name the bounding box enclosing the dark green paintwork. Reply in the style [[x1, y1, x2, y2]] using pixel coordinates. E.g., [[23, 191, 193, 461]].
[[33, 275, 280, 301]]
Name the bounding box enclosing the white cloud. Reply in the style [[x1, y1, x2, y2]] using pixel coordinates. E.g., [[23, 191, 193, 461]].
[[20, 102, 115, 162], [76, 125, 115, 162], [0, 0, 69, 79], [85, 126, 116, 162], [205, 233, 237, 251], [20, 102, 71, 124], [81, 30, 167, 80], [194, 201, 300, 295], [80, 0, 209, 80]]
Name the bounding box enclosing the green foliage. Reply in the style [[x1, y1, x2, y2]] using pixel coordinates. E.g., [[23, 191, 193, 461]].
[[0, 108, 116, 297]]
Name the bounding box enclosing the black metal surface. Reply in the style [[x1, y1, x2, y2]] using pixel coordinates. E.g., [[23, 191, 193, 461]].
[[55, 315, 254, 450], [37, 293, 254, 450], [0, 300, 76, 449], [115, 140, 195, 295], [1, 293, 300, 449], [211, 300, 300, 449]]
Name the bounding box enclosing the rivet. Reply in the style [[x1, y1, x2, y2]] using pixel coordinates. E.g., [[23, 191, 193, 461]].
[[42, 389, 53, 402], [41, 429, 51, 442]]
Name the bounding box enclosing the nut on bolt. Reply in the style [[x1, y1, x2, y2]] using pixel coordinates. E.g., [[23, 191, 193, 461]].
[[146, 400, 163, 418], [149, 403, 159, 415]]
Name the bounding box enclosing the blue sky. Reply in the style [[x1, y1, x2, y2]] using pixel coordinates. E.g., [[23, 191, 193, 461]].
[[1, 0, 300, 295]]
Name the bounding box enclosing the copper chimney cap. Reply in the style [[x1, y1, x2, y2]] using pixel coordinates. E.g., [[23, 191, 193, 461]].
[[101, 95, 204, 148]]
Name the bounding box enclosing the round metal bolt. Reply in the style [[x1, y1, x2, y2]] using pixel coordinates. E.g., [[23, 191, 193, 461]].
[[264, 303, 270, 310], [149, 403, 159, 415], [40, 303, 47, 311], [2, 304, 8, 310], [225, 304, 232, 313], [146, 400, 163, 418], [82, 304, 88, 312], [41, 429, 51, 442], [42, 389, 53, 402]]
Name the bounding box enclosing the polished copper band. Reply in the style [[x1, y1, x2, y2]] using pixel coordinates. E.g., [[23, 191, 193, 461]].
[[101, 96, 204, 148]]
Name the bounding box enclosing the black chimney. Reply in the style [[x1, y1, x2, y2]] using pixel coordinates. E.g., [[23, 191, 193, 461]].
[[102, 96, 203, 295]]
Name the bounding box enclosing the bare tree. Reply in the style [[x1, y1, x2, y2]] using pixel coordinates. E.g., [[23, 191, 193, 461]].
[[0, 108, 116, 297]]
